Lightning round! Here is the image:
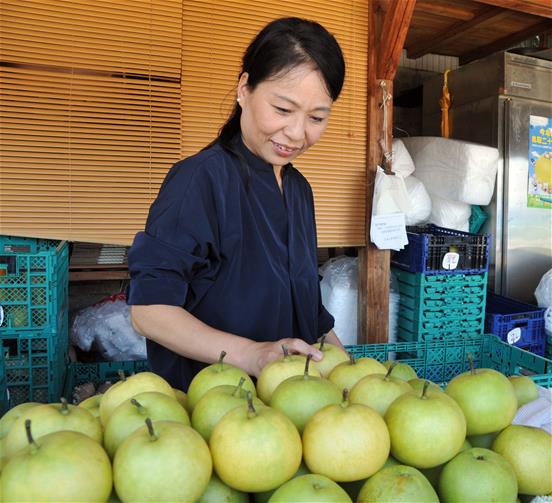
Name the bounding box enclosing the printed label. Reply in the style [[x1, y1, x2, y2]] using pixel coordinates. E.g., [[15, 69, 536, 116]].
[[442, 252, 460, 270], [511, 81, 532, 90], [507, 327, 522, 345], [0, 306, 3, 327]]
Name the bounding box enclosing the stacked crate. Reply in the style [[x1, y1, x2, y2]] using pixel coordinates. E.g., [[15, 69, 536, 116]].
[[485, 292, 546, 356], [391, 225, 490, 344], [0, 236, 69, 407]]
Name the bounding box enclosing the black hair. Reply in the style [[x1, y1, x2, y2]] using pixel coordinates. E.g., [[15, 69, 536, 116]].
[[208, 17, 346, 154]]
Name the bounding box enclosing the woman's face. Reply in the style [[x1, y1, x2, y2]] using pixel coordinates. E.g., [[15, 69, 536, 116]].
[[237, 64, 333, 169]]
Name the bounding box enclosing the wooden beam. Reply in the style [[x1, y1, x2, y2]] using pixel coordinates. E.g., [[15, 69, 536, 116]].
[[358, 0, 391, 345], [377, 0, 416, 80], [407, 6, 508, 59], [460, 19, 552, 64], [472, 0, 552, 19], [414, 1, 475, 21]]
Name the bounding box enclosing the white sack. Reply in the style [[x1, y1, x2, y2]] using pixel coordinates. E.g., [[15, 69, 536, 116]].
[[401, 136, 499, 205], [404, 175, 432, 225], [428, 193, 471, 232], [392, 138, 415, 177]]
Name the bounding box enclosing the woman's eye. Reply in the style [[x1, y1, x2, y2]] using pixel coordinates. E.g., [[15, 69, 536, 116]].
[[274, 106, 290, 114], [310, 116, 325, 123]]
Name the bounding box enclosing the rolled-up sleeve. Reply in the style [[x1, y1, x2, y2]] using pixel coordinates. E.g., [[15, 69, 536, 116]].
[[127, 158, 221, 307]]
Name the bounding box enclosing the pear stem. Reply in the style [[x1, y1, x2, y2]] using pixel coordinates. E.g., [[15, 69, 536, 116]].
[[282, 344, 289, 358], [318, 335, 326, 351], [218, 350, 227, 370], [232, 377, 246, 397], [385, 361, 397, 379], [145, 418, 157, 440], [467, 352, 475, 375], [342, 388, 350, 404], [25, 419, 39, 453], [421, 380, 430, 399], [348, 352, 356, 365], [303, 354, 313, 377], [117, 369, 127, 382], [246, 391, 257, 418], [131, 398, 145, 414], [59, 397, 70, 415]]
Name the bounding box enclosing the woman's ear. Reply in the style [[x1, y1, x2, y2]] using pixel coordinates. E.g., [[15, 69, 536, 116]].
[[237, 72, 249, 103]]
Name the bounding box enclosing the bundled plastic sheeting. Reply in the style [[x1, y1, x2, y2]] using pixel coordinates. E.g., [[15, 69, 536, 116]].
[[392, 138, 416, 177], [428, 193, 471, 232], [404, 175, 431, 226], [320, 256, 358, 346], [320, 256, 399, 346], [401, 136, 499, 205], [535, 269, 552, 338]]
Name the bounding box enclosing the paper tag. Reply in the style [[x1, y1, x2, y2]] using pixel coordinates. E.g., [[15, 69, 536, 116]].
[[507, 327, 522, 345], [442, 252, 460, 270], [370, 213, 408, 251], [0, 306, 3, 327]]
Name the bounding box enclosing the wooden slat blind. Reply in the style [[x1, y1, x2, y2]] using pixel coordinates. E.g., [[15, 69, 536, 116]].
[[0, 0, 182, 244], [1, 0, 367, 247], [182, 0, 368, 247]]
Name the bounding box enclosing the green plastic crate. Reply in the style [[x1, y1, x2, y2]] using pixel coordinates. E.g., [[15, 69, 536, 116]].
[[469, 205, 488, 234], [64, 359, 150, 402], [0, 237, 69, 332], [346, 334, 552, 387], [0, 340, 8, 415], [398, 327, 483, 344]]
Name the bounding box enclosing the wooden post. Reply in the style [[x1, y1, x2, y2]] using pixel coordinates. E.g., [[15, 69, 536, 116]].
[[358, 0, 415, 344]]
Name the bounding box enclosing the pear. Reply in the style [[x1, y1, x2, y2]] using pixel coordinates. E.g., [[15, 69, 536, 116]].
[[187, 351, 255, 411], [311, 335, 349, 377], [256, 344, 320, 404], [328, 353, 387, 391], [270, 354, 342, 433], [350, 361, 413, 416], [192, 377, 264, 441]]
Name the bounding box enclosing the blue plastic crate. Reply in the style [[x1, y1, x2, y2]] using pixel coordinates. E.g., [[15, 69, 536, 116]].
[[485, 293, 546, 351], [391, 225, 490, 275], [345, 334, 552, 387], [1, 323, 68, 407], [0, 237, 69, 332]]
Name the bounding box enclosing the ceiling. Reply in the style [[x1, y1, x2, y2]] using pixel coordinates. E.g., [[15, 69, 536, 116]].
[[398, 0, 552, 64]]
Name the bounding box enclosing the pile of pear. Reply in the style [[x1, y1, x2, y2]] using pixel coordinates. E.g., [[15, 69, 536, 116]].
[[0, 337, 550, 503]]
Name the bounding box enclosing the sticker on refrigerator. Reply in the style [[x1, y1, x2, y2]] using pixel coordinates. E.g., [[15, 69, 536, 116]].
[[528, 115, 552, 209]]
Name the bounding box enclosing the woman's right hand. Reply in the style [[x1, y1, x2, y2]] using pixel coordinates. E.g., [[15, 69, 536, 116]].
[[245, 338, 324, 377]]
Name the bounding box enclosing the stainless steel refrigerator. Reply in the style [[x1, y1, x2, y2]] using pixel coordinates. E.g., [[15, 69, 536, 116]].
[[422, 52, 552, 303]]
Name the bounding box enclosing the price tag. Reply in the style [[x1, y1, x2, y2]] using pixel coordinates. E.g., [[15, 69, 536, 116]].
[[507, 327, 522, 345], [442, 252, 460, 270]]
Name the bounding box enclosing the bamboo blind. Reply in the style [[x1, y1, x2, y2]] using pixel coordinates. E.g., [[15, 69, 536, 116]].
[[1, 0, 368, 247], [0, 0, 182, 244]]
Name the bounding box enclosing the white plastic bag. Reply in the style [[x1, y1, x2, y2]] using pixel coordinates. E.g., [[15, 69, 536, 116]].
[[402, 136, 499, 205], [403, 176, 431, 226], [71, 294, 147, 361], [428, 193, 471, 232], [392, 138, 415, 177], [373, 168, 411, 216]]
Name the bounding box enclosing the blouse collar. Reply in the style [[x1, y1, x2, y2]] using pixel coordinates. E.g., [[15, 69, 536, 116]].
[[236, 135, 292, 173]]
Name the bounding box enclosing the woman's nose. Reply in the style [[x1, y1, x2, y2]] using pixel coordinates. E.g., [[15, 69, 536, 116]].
[[284, 115, 306, 142]]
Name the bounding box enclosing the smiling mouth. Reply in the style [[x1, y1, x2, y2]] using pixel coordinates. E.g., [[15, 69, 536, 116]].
[[272, 140, 300, 153]]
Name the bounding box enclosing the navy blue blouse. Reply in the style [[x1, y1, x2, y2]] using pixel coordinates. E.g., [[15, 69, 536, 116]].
[[127, 137, 334, 390]]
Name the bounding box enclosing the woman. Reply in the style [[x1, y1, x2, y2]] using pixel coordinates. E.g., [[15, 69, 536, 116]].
[[127, 17, 346, 390]]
